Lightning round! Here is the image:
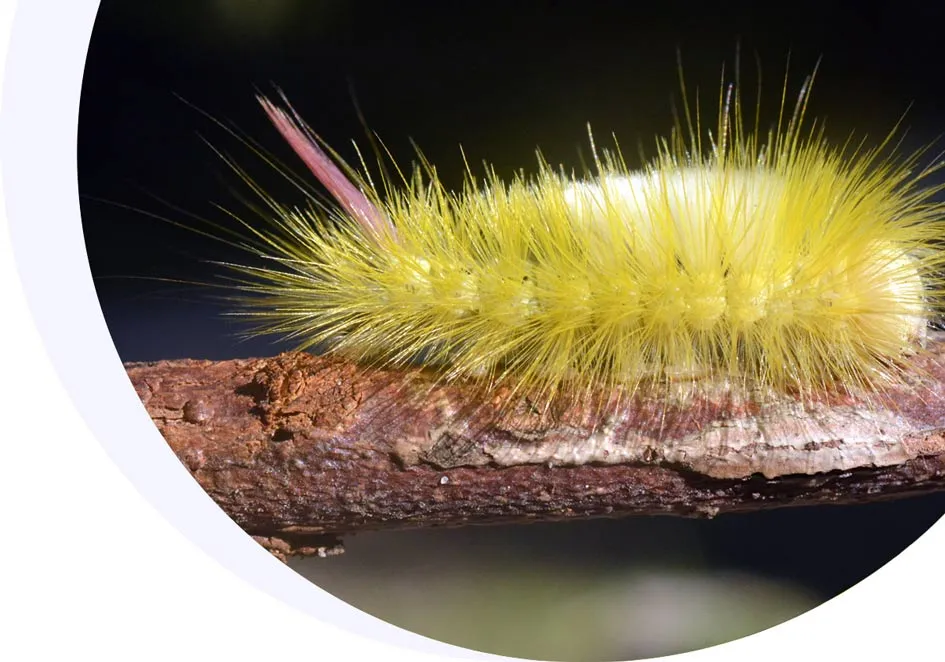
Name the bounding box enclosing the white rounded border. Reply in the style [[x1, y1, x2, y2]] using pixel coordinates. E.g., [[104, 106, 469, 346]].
[[1, 1, 943, 660]]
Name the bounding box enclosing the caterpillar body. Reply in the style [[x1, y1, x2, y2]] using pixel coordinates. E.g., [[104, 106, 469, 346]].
[[221, 67, 945, 417]]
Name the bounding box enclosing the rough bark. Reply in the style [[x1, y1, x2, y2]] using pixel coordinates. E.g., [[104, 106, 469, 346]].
[[126, 337, 945, 560]]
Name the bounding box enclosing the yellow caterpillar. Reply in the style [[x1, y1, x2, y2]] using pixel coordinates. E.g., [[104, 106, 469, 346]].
[[221, 64, 945, 409]]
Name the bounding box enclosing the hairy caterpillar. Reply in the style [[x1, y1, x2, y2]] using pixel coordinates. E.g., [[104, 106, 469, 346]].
[[217, 62, 945, 416]]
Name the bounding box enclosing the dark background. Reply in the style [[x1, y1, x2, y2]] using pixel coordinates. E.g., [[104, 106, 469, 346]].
[[79, 2, 945, 660]]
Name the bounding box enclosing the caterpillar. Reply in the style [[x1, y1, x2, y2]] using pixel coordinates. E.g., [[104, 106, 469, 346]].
[[217, 62, 945, 415]]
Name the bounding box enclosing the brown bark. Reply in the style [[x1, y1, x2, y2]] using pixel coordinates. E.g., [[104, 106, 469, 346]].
[[126, 337, 945, 560]]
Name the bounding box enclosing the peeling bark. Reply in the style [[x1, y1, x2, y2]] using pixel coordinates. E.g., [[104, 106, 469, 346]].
[[126, 337, 945, 559]]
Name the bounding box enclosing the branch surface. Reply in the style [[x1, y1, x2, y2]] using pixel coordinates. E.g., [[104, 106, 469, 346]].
[[126, 338, 945, 559]]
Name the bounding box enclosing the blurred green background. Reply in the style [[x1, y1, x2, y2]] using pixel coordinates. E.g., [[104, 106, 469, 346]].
[[79, 2, 945, 660]]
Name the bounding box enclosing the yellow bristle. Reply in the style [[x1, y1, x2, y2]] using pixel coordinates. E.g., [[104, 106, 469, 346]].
[[223, 67, 945, 409]]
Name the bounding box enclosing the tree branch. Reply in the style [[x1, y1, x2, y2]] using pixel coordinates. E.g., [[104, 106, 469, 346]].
[[126, 337, 945, 560]]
